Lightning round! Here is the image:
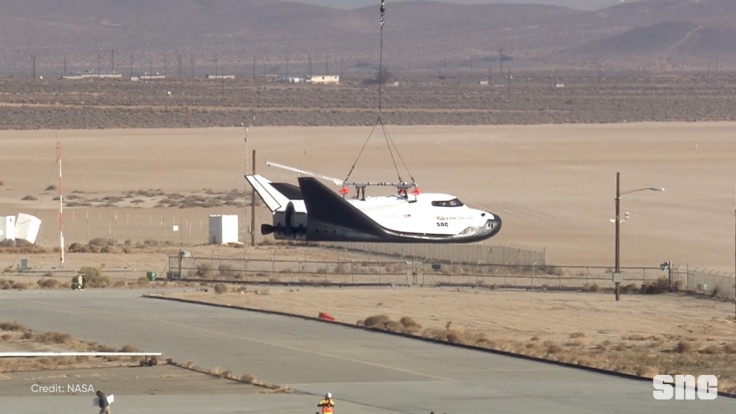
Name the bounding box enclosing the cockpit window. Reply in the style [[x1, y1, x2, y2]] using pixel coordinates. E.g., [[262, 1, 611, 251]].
[[431, 198, 463, 207]]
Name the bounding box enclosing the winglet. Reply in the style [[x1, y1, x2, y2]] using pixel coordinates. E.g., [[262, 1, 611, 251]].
[[245, 174, 291, 212]]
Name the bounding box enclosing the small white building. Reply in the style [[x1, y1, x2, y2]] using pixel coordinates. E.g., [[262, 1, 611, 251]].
[[208, 214, 239, 244], [0, 215, 15, 242], [206, 74, 235, 80], [15, 213, 41, 244], [135, 74, 166, 81], [63, 72, 123, 80], [308, 75, 339, 85]]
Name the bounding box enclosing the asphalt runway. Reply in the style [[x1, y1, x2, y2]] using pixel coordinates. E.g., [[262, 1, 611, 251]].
[[1, 288, 732, 413]]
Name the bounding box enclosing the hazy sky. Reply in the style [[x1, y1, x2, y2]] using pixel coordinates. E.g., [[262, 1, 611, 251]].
[[290, 0, 636, 11]]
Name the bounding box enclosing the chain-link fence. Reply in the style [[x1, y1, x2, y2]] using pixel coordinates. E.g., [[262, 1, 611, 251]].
[[167, 253, 734, 299], [668, 265, 736, 299], [322, 242, 546, 266]]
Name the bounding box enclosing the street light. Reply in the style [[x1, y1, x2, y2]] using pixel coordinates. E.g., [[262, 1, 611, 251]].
[[614, 171, 665, 301]]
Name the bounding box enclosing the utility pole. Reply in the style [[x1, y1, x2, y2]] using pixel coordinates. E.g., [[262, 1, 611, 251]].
[[251, 150, 256, 246], [499, 48, 504, 76], [31, 55, 36, 80], [57, 140, 64, 267], [614, 172, 621, 301], [614, 172, 664, 302]]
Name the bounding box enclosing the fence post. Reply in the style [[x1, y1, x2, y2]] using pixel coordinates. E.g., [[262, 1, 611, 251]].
[[475, 262, 480, 287], [531, 263, 535, 290]]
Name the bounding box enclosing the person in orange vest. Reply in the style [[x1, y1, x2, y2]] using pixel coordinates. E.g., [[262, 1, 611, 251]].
[[317, 392, 335, 414]]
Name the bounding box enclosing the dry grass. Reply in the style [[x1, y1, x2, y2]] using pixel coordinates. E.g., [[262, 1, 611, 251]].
[[166, 360, 291, 392], [352, 314, 736, 393], [79, 267, 111, 288], [0, 321, 146, 373], [36, 278, 59, 289], [675, 341, 698, 353], [0, 321, 29, 332], [0, 279, 29, 290], [724, 343, 736, 354], [36, 331, 73, 344]]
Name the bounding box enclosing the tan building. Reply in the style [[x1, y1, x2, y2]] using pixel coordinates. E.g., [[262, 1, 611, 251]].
[[308, 75, 339, 85]]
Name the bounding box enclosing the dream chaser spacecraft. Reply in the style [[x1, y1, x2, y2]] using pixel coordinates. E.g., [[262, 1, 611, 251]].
[[245, 163, 502, 243]]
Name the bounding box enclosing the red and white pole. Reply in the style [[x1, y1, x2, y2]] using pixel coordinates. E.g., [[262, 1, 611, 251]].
[[57, 139, 64, 267]]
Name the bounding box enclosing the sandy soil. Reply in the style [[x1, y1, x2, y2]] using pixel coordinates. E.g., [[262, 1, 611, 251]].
[[164, 287, 736, 346], [2, 124, 736, 272]]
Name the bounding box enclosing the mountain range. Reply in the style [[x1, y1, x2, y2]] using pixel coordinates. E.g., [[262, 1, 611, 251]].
[[1, 0, 734, 75]]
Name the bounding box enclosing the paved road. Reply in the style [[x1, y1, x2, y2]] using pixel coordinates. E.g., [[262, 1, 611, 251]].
[[1, 288, 732, 413]]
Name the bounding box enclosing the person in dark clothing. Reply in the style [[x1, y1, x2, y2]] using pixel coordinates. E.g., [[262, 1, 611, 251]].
[[96, 390, 111, 414]]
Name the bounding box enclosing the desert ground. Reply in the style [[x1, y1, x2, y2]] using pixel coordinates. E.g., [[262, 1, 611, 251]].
[[2, 123, 736, 400], [2, 123, 736, 271]]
